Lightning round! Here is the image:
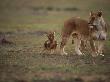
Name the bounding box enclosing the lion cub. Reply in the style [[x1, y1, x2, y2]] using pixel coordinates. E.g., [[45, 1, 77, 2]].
[[44, 32, 57, 54]]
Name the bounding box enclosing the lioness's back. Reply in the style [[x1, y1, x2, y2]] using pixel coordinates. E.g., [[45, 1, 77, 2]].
[[63, 17, 89, 36]]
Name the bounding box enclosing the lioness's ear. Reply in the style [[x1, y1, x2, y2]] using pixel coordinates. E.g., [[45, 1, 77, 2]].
[[90, 11, 93, 16], [97, 10, 102, 17]]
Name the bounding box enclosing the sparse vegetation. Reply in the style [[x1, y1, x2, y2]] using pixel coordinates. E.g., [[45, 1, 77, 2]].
[[0, 0, 110, 82]]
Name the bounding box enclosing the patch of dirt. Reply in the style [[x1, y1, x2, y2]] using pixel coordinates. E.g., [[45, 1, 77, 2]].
[[0, 38, 13, 45], [0, 33, 14, 45]]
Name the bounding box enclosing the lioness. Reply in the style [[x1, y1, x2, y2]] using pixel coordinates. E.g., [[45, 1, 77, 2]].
[[88, 11, 107, 56], [60, 11, 107, 57]]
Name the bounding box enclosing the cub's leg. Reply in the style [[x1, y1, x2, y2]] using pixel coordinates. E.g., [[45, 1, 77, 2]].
[[50, 49, 54, 54]]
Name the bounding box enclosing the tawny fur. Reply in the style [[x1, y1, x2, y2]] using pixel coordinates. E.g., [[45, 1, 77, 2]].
[[88, 11, 107, 56], [60, 11, 107, 57]]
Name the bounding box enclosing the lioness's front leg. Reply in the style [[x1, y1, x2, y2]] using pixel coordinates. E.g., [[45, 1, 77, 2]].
[[97, 41, 104, 56], [89, 39, 98, 57]]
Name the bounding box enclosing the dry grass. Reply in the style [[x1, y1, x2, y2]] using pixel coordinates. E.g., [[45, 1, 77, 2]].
[[0, 0, 110, 82]]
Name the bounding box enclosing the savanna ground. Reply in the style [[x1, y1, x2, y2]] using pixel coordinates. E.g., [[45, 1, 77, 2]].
[[0, 0, 110, 82]]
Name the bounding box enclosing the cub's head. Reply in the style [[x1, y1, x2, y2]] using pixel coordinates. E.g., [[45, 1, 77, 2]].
[[46, 31, 55, 41]]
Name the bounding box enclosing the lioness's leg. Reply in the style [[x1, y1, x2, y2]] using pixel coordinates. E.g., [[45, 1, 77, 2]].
[[97, 41, 104, 56], [74, 38, 83, 55], [60, 37, 68, 55], [89, 39, 97, 57], [80, 40, 87, 50]]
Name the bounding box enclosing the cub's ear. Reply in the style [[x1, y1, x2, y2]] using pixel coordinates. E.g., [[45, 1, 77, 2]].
[[51, 31, 55, 36], [97, 10, 102, 17], [90, 11, 93, 16], [53, 32, 55, 35]]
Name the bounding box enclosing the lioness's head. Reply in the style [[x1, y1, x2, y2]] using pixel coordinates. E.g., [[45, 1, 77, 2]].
[[89, 10, 107, 40]]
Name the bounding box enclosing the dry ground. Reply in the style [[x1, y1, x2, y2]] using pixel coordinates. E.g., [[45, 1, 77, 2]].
[[0, 0, 110, 82]]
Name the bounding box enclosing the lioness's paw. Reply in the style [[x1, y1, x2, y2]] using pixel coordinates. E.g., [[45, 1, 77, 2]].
[[61, 52, 68, 55], [99, 53, 104, 56], [78, 53, 85, 56], [76, 51, 83, 56], [91, 52, 98, 57]]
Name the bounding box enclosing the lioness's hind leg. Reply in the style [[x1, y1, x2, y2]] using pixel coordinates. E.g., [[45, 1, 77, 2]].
[[60, 37, 68, 55], [74, 38, 83, 55]]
